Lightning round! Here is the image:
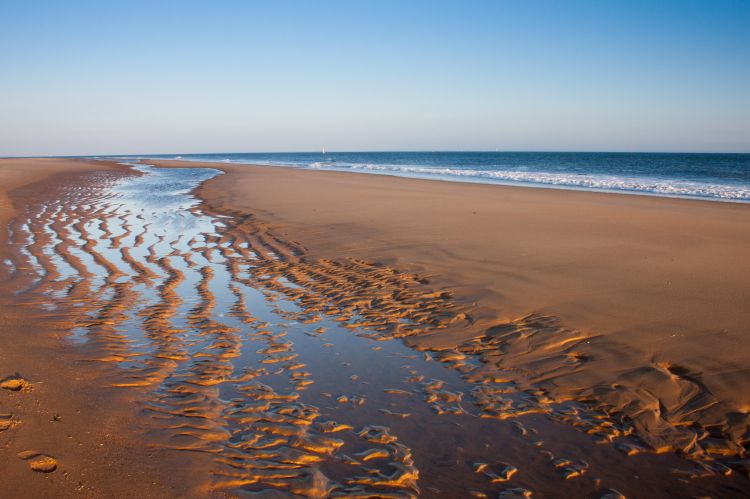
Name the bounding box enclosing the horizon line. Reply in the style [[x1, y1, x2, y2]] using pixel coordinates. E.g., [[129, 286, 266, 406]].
[[4, 149, 750, 159]]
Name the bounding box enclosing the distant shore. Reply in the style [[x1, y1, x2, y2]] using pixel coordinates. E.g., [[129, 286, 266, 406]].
[[117, 150, 750, 203]]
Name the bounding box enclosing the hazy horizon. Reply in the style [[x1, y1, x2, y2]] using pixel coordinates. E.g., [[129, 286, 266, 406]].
[[2, 1, 749, 156], [6, 149, 750, 159]]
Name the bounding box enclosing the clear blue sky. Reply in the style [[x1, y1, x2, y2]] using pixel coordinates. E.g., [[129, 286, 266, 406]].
[[1, 0, 749, 155]]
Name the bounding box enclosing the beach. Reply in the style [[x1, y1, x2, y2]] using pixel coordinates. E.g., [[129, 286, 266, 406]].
[[1, 157, 749, 497], [155, 160, 750, 408]]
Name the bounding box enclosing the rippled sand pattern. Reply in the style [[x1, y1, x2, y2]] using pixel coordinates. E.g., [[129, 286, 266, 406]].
[[4, 163, 749, 497]]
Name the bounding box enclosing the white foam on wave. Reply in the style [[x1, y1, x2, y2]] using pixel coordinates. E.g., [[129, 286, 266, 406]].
[[310, 162, 337, 169], [332, 163, 750, 201], [136, 155, 750, 202]]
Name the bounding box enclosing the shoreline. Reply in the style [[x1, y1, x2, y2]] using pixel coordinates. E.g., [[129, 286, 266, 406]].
[[112, 154, 750, 204]]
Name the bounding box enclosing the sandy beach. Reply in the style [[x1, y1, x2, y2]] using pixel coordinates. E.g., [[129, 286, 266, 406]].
[[1, 157, 749, 497]]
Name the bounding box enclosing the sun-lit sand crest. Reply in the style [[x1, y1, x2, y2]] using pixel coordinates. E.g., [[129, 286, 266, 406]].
[[3, 162, 749, 496]]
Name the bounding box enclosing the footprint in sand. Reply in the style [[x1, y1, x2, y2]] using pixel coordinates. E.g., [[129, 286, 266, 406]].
[[0, 413, 18, 431], [0, 375, 31, 392], [17, 451, 58, 473]]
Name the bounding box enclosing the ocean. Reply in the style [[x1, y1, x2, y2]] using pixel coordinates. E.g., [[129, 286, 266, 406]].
[[110, 151, 750, 202]]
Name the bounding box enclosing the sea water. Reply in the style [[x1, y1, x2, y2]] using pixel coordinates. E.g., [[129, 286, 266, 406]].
[[104, 151, 750, 201]]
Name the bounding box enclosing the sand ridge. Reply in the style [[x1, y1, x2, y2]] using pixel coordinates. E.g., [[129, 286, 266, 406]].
[[194, 195, 750, 469]]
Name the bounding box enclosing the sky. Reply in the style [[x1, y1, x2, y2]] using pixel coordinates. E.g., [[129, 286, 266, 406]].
[[1, 0, 749, 156]]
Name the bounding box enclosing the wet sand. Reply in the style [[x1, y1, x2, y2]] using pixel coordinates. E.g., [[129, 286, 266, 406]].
[[1, 157, 750, 497], [0, 159, 210, 497]]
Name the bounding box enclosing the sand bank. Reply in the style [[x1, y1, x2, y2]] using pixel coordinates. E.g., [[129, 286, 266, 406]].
[[151, 159, 750, 453]]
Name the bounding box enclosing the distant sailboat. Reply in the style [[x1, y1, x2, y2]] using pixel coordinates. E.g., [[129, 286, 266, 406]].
[[320, 147, 335, 164]]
